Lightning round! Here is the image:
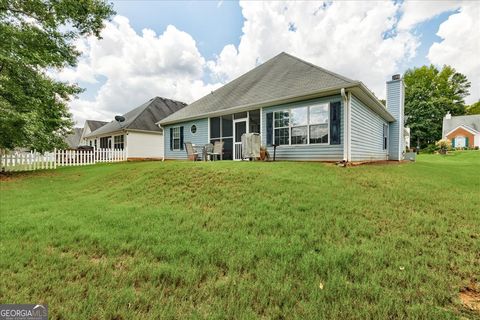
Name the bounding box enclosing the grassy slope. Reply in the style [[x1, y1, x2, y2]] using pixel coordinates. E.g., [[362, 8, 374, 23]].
[[1, 152, 479, 319]]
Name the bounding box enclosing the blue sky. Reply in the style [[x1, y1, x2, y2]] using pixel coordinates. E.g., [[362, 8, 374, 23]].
[[113, 1, 244, 60], [63, 1, 478, 124]]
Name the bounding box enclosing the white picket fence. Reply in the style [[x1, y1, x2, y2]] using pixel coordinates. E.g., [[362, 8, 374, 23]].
[[1, 149, 126, 172]]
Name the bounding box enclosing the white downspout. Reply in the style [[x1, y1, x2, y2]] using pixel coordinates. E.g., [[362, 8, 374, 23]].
[[347, 91, 352, 162], [341, 88, 351, 162]]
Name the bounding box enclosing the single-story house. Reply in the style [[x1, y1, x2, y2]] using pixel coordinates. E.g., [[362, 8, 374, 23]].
[[158, 52, 405, 162], [79, 120, 108, 147], [85, 96, 186, 159], [442, 113, 480, 148], [64, 127, 83, 149]]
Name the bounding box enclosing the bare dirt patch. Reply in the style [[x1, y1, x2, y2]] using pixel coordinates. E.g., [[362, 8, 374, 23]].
[[459, 280, 480, 313], [0, 171, 59, 182], [349, 160, 411, 166]]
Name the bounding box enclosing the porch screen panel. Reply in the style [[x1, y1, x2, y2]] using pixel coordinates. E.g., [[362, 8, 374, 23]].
[[235, 122, 246, 142], [222, 138, 233, 160], [210, 115, 233, 160], [210, 117, 221, 139], [222, 115, 233, 137]]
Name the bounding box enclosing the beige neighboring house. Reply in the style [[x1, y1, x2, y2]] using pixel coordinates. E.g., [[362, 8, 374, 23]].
[[84, 96, 186, 159], [64, 127, 83, 149], [79, 120, 108, 147]]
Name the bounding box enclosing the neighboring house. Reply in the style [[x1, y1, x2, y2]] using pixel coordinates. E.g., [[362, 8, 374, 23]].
[[85, 97, 186, 159], [64, 127, 83, 149], [159, 52, 405, 162], [442, 113, 480, 148], [79, 120, 108, 146]]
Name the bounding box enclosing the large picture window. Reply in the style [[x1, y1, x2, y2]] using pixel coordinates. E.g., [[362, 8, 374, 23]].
[[114, 135, 124, 149], [273, 103, 330, 146], [172, 127, 181, 150]]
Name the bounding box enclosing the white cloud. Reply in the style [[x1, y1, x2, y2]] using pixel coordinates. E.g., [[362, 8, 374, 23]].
[[427, 4, 480, 104], [207, 1, 419, 100], [60, 1, 479, 126], [397, 0, 460, 30], [61, 16, 220, 125]]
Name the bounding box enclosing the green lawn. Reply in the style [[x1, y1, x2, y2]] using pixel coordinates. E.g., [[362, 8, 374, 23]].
[[1, 152, 479, 319]]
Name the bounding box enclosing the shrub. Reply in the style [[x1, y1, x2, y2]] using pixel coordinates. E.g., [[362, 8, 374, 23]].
[[421, 144, 439, 154], [436, 139, 452, 154]]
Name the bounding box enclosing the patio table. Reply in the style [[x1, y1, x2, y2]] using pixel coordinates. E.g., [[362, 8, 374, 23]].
[[192, 144, 209, 161]]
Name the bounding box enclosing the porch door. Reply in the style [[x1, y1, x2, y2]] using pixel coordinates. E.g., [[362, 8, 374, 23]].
[[233, 119, 247, 160]]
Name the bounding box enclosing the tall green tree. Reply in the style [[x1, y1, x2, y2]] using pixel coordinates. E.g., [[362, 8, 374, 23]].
[[0, 0, 114, 151], [404, 65, 470, 148], [466, 101, 480, 115]]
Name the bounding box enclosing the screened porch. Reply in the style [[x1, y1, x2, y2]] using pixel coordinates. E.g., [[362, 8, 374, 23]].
[[209, 109, 261, 160]]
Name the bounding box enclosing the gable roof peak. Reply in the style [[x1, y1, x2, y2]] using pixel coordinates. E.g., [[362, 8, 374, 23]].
[[160, 52, 358, 124], [86, 96, 186, 137]]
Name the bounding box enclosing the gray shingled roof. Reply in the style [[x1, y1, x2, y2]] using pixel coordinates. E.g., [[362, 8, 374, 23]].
[[160, 52, 356, 124], [86, 120, 108, 131], [87, 97, 186, 137], [443, 114, 480, 136], [64, 128, 82, 148]]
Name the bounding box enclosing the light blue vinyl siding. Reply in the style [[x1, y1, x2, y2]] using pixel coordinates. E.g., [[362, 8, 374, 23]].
[[261, 95, 344, 161], [386, 79, 404, 160], [164, 118, 209, 159], [350, 95, 389, 161]]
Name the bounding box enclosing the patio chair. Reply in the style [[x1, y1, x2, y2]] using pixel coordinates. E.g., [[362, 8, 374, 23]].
[[204, 143, 213, 161], [184, 142, 199, 161], [208, 141, 223, 161]]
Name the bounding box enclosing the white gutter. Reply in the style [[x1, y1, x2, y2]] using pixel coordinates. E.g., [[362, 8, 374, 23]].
[[158, 83, 360, 126]]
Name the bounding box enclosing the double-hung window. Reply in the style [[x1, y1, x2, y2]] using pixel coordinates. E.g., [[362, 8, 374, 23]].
[[172, 127, 181, 150], [291, 107, 308, 145], [274, 111, 290, 145], [114, 135, 124, 149], [309, 104, 329, 144], [273, 103, 330, 146]]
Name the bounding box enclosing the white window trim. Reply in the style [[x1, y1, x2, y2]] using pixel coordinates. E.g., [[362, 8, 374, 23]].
[[113, 134, 125, 150], [273, 103, 330, 147], [172, 127, 181, 151]]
